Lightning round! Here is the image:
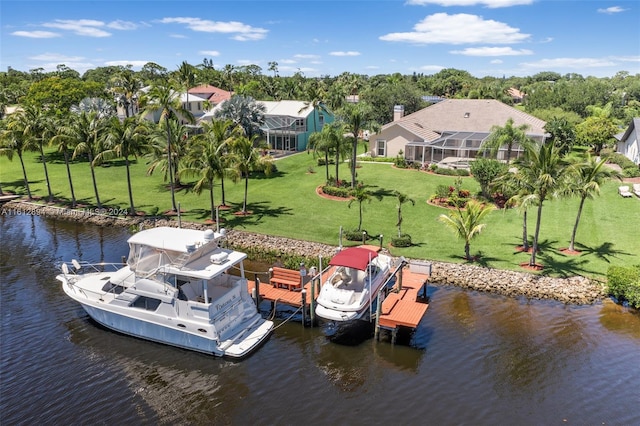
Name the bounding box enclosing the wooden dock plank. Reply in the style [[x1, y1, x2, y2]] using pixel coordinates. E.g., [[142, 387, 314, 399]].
[[378, 266, 430, 330]]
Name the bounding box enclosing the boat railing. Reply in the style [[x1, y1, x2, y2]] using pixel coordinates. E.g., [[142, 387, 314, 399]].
[[58, 260, 125, 275]]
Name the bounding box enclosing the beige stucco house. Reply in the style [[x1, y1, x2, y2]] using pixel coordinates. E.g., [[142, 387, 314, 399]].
[[368, 99, 547, 165]]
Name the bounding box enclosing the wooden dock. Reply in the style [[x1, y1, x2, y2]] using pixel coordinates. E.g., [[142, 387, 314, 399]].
[[247, 256, 432, 346], [376, 264, 430, 342]]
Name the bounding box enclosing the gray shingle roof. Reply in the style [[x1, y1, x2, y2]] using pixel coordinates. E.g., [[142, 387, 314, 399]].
[[383, 99, 547, 140]]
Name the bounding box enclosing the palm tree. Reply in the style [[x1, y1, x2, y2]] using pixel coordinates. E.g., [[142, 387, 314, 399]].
[[340, 102, 372, 188], [98, 116, 150, 215], [1, 115, 34, 199], [230, 135, 273, 214], [50, 115, 79, 207], [515, 141, 569, 266], [394, 190, 415, 237], [176, 61, 196, 108], [180, 119, 235, 221], [71, 111, 108, 209], [110, 69, 143, 118], [14, 105, 55, 202], [481, 118, 532, 165], [214, 95, 266, 139], [348, 184, 380, 232], [564, 154, 623, 252], [308, 122, 346, 182], [438, 200, 495, 261], [142, 82, 194, 212]]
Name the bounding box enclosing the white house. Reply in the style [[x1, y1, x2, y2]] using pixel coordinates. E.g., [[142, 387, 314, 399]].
[[615, 118, 640, 165]]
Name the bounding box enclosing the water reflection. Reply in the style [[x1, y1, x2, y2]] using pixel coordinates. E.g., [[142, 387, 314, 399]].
[[3, 214, 640, 425]]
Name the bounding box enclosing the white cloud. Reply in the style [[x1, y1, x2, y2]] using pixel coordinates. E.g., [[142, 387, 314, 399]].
[[407, 0, 533, 7], [159, 17, 267, 40], [329, 51, 361, 56], [490, 59, 503, 64], [199, 50, 220, 56], [419, 65, 445, 72], [11, 30, 61, 39], [451, 46, 533, 56], [521, 57, 618, 70], [107, 20, 138, 30], [294, 54, 320, 59], [42, 19, 112, 37], [279, 59, 296, 64], [104, 60, 149, 68], [170, 34, 188, 39], [380, 13, 530, 44], [597, 6, 626, 14], [30, 53, 85, 62]]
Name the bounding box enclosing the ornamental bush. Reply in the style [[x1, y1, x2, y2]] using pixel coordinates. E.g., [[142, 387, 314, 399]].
[[391, 234, 412, 247], [606, 264, 640, 309]]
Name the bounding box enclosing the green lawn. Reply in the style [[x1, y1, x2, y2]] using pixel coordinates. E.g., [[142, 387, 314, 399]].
[[2, 149, 639, 279]]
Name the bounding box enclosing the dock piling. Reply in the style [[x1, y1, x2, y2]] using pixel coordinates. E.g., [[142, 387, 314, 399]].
[[301, 289, 307, 327]]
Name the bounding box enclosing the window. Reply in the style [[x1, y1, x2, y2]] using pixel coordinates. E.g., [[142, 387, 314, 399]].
[[132, 296, 161, 311], [376, 139, 386, 157]]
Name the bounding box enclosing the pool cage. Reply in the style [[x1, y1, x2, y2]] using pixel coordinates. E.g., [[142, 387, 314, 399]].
[[405, 131, 544, 168]]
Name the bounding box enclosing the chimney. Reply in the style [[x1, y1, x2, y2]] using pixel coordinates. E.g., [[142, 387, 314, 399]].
[[393, 105, 405, 121]]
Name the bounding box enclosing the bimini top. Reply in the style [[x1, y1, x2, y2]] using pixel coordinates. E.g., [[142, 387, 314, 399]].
[[329, 247, 378, 271], [127, 226, 222, 253]]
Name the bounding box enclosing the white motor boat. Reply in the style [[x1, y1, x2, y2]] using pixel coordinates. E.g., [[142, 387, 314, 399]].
[[57, 226, 273, 358], [315, 247, 393, 322]]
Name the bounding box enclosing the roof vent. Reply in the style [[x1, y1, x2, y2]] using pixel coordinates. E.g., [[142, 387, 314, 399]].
[[464, 112, 470, 118]]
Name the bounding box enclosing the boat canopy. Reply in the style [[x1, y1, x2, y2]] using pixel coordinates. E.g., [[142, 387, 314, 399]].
[[329, 247, 378, 271]]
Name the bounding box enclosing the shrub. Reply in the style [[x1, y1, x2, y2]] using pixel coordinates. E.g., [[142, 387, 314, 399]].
[[321, 185, 351, 198], [435, 184, 450, 199], [470, 158, 508, 198], [606, 264, 640, 308], [456, 169, 470, 176], [344, 229, 371, 241], [391, 234, 412, 247], [317, 158, 335, 166], [623, 166, 640, 178]]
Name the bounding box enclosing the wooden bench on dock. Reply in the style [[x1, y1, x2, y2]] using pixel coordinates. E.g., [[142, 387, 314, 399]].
[[270, 266, 302, 291]]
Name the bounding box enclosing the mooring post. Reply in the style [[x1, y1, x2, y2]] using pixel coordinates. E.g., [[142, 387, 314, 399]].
[[397, 262, 404, 293], [309, 277, 316, 327], [254, 274, 261, 311], [268, 267, 274, 288], [374, 289, 384, 341], [301, 289, 307, 327]]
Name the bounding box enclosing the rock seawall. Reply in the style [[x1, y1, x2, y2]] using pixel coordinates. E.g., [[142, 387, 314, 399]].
[[2, 200, 606, 304]]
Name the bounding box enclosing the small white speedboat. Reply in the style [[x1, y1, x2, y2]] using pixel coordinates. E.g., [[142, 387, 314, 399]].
[[57, 226, 273, 358], [315, 247, 393, 322]]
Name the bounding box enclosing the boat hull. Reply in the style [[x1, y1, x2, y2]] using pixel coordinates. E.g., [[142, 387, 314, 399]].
[[60, 276, 273, 358]]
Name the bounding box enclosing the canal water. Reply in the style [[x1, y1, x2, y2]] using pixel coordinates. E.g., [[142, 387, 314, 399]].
[[1, 214, 639, 425]]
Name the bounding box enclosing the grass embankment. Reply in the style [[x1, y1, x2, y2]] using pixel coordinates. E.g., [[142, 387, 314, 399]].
[[1, 149, 639, 279]]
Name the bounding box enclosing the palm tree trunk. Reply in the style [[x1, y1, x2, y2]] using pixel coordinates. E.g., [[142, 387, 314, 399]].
[[39, 143, 54, 202], [569, 196, 586, 252], [243, 174, 249, 213], [465, 242, 471, 260], [63, 150, 76, 208], [209, 182, 215, 221], [220, 175, 227, 206], [335, 150, 340, 182], [530, 201, 544, 266], [125, 157, 135, 215], [358, 202, 363, 231], [325, 152, 329, 181], [166, 120, 178, 212], [18, 153, 33, 199], [351, 137, 357, 188], [522, 209, 529, 251], [88, 152, 102, 209]]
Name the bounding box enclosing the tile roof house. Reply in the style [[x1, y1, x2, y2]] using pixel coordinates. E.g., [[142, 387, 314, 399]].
[[615, 117, 640, 165], [188, 85, 232, 106], [368, 99, 547, 166]]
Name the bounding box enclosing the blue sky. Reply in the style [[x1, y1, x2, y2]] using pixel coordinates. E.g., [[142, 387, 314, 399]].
[[1, 0, 638, 78]]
